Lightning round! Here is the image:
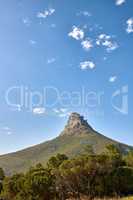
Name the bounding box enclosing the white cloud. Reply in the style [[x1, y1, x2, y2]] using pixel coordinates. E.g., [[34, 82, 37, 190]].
[[68, 26, 84, 40], [82, 11, 91, 17], [47, 58, 56, 64], [50, 23, 56, 28], [115, 0, 125, 6], [0, 126, 13, 136], [33, 107, 46, 115], [77, 11, 92, 17], [53, 108, 60, 114], [53, 108, 70, 118], [96, 34, 118, 52], [103, 56, 107, 61], [80, 61, 95, 70], [83, 24, 88, 29], [60, 108, 68, 113], [109, 76, 117, 82], [11, 104, 22, 112], [58, 113, 69, 118], [29, 40, 37, 45], [37, 8, 55, 19], [7, 131, 13, 135], [81, 39, 93, 51], [126, 18, 133, 33], [22, 17, 31, 26], [16, 104, 22, 111], [2, 127, 11, 131]]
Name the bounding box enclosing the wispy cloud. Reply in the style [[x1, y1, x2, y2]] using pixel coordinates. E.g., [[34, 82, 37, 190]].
[[109, 76, 117, 83], [2, 127, 10, 131], [81, 38, 93, 51], [6, 131, 13, 135], [47, 58, 56, 64], [29, 40, 37, 45], [50, 23, 56, 28], [53, 108, 70, 118], [22, 17, 31, 26], [37, 8, 55, 19], [96, 34, 118, 52], [115, 0, 125, 6], [33, 107, 46, 115], [77, 11, 92, 17], [11, 104, 22, 112], [80, 61, 95, 70], [68, 26, 84, 40], [0, 126, 13, 136], [126, 18, 133, 33]]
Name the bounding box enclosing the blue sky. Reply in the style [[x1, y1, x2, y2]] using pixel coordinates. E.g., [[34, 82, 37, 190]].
[[0, 0, 133, 154]]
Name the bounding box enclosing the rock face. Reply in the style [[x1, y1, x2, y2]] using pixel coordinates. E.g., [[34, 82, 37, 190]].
[[60, 112, 94, 136]]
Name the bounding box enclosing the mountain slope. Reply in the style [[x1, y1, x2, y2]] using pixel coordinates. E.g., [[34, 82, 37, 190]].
[[0, 113, 131, 175]]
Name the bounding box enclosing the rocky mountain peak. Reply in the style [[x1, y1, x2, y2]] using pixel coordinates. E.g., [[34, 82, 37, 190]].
[[60, 112, 94, 136]]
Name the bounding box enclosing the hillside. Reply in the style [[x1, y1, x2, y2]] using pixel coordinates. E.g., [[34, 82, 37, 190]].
[[0, 113, 131, 175]]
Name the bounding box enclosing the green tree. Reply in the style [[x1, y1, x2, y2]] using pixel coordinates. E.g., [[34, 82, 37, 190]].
[[47, 153, 68, 169], [0, 168, 5, 181], [0, 167, 5, 194], [2, 173, 25, 200], [24, 164, 54, 200], [105, 144, 123, 168], [124, 150, 133, 167], [112, 166, 133, 196]]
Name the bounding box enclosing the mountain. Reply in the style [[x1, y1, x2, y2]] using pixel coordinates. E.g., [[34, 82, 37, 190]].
[[0, 112, 132, 175]]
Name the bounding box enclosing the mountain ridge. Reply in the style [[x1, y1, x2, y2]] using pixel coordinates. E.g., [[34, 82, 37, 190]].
[[0, 112, 132, 175]]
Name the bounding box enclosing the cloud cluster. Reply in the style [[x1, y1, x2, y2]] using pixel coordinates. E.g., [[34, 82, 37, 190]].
[[37, 8, 55, 19], [126, 18, 133, 33], [68, 25, 119, 70], [68, 26, 84, 40], [80, 61, 95, 70], [81, 39, 93, 51], [32, 107, 70, 117], [96, 34, 118, 52]]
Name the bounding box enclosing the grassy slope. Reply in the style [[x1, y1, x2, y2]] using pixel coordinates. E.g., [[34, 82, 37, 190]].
[[0, 130, 131, 175]]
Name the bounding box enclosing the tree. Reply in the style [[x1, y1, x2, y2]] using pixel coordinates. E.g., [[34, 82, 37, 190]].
[[47, 153, 68, 169], [112, 166, 133, 196], [124, 150, 133, 167], [0, 167, 5, 194], [105, 144, 123, 168], [1, 173, 25, 199], [0, 168, 5, 181], [1, 149, 133, 199], [24, 165, 55, 200]]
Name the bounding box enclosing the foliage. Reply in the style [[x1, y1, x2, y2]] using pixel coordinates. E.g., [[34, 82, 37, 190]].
[[0, 145, 133, 200]]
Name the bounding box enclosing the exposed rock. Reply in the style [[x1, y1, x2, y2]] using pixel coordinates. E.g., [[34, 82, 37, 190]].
[[60, 112, 94, 136]]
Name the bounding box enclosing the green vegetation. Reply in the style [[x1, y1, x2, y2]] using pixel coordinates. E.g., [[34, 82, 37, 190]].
[[0, 133, 131, 175], [0, 145, 133, 200]]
